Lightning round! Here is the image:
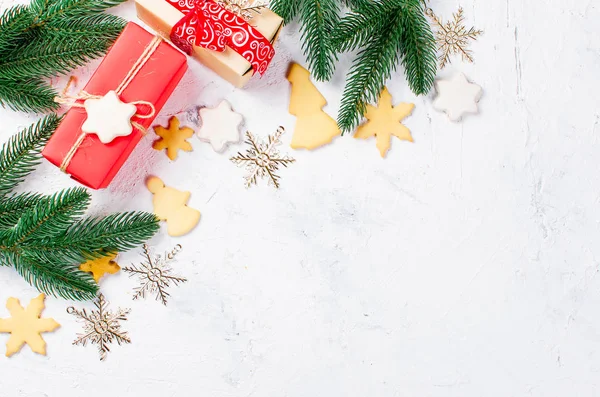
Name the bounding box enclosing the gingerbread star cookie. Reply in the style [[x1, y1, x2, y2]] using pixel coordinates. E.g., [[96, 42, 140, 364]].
[[354, 87, 414, 157], [197, 100, 243, 152], [0, 294, 60, 357], [153, 116, 194, 160], [79, 254, 121, 283], [432, 72, 482, 121]]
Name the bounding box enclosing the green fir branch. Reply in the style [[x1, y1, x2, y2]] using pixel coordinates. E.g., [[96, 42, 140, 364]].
[[398, 0, 437, 94], [297, 0, 340, 81], [58, 212, 160, 257], [44, 13, 126, 40], [341, 0, 371, 9], [0, 5, 36, 55], [332, 0, 397, 53], [0, 0, 127, 113], [7, 188, 90, 245], [337, 11, 405, 133], [19, 212, 159, 266], [270, 0, 301, 23], [0, 35, 111, 80], [30, 0, 127, 27], [0, 77, 59, 113], [10, 252, 98, 300], [0, 192, 44, 229], [0, 114, 61, 197]]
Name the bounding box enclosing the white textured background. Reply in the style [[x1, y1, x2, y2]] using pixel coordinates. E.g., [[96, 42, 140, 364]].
[[0, 0, 599, 396]]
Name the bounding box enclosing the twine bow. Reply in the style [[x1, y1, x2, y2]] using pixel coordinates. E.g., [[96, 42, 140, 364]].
[[54, 36, 163, 173], [168, 0, 275, 75]]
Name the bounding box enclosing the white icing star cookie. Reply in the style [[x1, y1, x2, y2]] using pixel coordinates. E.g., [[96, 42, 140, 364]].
[[197, 100, 244, 152], [82, 91, 137, 144], [432, 73, 482, 122]]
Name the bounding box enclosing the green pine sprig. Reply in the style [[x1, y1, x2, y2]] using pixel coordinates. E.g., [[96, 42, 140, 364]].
[[0, 0, 127, 114], [273, 0, 436, 134], [272, 0, 339, 81], [334, 0, 437, 133], [336, 7, 406, 132], [0, 77, 59, 113], [0, 115, 159, 300], [0, 114, 60, 196], [0, 35, 116, 80]]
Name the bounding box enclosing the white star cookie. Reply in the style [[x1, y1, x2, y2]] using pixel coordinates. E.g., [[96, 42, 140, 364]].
[[197, 100, 244, 152], [433, 73, 482, 121], [82, 90, 137, 144]]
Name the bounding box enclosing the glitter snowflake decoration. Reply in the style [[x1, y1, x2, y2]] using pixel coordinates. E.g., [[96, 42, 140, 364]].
[[67, 294, 131, 361], [122, 244, 187, 306], [230, 126, 295, 188], [427, 7, 483, 69], [215, 0, 267, 21]]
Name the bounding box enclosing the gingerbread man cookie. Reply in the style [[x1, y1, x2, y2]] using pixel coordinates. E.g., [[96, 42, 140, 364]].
[[146, 176, 201, 237]]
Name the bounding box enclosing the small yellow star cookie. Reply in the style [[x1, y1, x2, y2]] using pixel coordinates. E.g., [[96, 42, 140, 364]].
[[152, 116, 194, 160], [0, 294, 60, 357], [79, 254, 120, 283], [354, 87, 415, 157]]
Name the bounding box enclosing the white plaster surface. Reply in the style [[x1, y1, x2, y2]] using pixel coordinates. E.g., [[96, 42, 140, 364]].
[[0, 0, 599, 396]]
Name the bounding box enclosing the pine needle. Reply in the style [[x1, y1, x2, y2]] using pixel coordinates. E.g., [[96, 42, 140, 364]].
[[337, 11, 405, 133], [0, 192, 44, 229], [11, 252, 98, 301], [332, 0, 398, 53], [0, 77, 59, 113], [297, 0, 340, 81], [270, 0, 301, 23], [8, 188, 91, 245], [0, 114, 61, 197], [0, 35, 113, 80], [398, 0, 437, 94], [0, 0, 127, 113]]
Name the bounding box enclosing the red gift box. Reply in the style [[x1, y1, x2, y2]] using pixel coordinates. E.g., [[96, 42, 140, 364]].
[[43, 22, 187, 189]]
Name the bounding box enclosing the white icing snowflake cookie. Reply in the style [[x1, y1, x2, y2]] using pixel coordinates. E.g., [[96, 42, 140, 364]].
[[197, 100, 244, 152], [82, 90, 137, 143], [433, 73, 482, 122]]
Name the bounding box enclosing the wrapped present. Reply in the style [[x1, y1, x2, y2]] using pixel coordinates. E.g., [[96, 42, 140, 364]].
[[135, 0, 283, 87], [43, 22, 188, 190]]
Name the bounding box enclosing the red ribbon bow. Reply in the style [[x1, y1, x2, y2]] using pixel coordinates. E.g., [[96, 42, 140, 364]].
[[168, 0, 275, 75]]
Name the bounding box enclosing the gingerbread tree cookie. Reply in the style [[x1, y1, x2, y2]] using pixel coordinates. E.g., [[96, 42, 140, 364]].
[[153, 116, 194, 160], [287, 63, 340, 150], [0, 294, 60, 357], [354, 87, 415, 157], [79, 254, 120, 283], [146, 176, 200, 237]]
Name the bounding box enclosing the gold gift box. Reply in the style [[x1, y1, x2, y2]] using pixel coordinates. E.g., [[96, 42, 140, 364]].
[[135, 0, 283, 88]]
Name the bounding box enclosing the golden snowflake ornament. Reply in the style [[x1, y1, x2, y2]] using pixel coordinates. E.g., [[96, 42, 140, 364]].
[[230, 127, 295, 188], [122, 244, 187, 306], [427, 7, 483, 69], [67, 294, 131, 361]]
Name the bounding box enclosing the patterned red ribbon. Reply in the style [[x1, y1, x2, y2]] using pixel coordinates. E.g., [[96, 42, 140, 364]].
[[168, 0, 275, 75]]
